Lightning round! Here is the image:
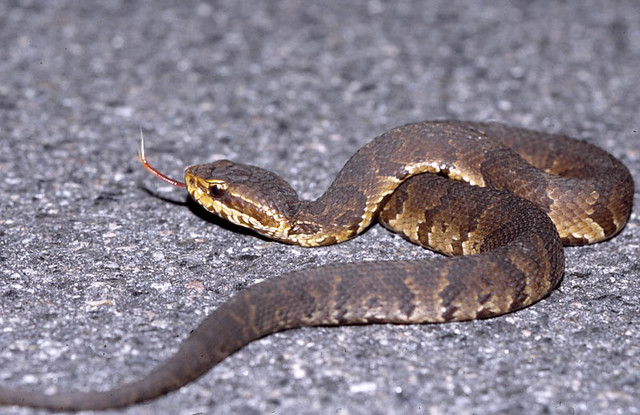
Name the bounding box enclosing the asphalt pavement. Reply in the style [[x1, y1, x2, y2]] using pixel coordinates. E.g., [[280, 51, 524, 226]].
[[0, 1, 638, 414]]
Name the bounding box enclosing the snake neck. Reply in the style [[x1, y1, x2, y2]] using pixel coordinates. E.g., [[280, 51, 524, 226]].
[[284, 198, 376, 247], [274, 122, 499, 247]]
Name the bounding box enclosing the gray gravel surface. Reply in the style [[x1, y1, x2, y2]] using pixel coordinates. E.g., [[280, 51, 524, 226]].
[[1, 1, 639, 414]]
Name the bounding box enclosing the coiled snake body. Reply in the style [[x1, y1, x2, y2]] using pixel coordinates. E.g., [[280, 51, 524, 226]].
[[0, 121, 633, 410]]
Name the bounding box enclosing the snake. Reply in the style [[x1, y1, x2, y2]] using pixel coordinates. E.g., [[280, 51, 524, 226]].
[[0, 121, 633, 411]]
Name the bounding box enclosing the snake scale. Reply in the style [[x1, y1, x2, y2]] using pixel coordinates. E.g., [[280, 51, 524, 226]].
[[0, 121, 633, 411]]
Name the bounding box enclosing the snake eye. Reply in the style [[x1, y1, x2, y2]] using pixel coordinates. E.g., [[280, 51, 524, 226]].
[[209, 184, 226, 197]]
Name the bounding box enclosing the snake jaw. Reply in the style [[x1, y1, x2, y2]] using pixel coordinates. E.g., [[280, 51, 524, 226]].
[[185, 174, 222, 212]]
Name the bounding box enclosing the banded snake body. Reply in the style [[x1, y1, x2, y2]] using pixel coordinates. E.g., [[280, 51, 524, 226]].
[[0, 121, 634, 411]]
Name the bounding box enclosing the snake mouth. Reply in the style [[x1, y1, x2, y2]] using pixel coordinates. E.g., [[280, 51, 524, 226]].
[[185, 173, 223, 213]]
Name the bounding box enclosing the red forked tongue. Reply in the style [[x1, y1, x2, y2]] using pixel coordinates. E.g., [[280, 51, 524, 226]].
[[137, 128, 187, 189]]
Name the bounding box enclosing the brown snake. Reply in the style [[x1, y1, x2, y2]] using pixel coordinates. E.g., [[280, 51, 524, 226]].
[[0, 121, 634, 410]]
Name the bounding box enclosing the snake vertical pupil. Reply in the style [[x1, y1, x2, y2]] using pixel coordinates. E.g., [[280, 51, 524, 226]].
[[210, 184, 224, 197]]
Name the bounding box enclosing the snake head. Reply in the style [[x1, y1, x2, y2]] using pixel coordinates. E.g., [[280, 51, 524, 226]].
[[184, 160, 300, 240]]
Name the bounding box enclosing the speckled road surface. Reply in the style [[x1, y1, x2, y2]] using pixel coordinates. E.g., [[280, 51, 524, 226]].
[[0, 1, 638, 414]]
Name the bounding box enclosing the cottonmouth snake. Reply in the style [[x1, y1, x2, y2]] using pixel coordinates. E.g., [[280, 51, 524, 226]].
[[0, 121, 633, 410]]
